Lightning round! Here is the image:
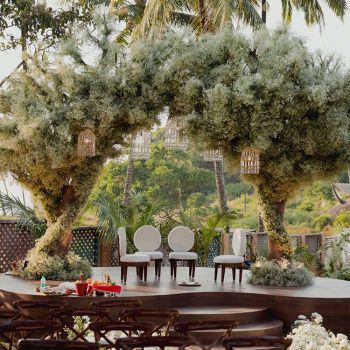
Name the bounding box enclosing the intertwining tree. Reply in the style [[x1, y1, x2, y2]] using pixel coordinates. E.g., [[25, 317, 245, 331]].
[[153, 27, 350, 257], [0, 16, 163, 279], [0, 0, 94, 84]]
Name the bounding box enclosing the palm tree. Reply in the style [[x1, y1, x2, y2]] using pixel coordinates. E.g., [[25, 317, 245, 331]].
[[277, 0, 347, 26], [133, 0, 262, 39]]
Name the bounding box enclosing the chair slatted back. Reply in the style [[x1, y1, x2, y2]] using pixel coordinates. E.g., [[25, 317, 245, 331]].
[[91, 299, 142, 321], [0, 320, 60, 350], [13, 301, 68, 320], [174, 320, 239, 350], [0, 310, 20, 322], [89, 321, 155, 348], [117, 336, 192, 350], [223, 336, 292, 350], [18, 339, 99, 350], [50, 307, 109, 342], [120, 308, 179, 335]]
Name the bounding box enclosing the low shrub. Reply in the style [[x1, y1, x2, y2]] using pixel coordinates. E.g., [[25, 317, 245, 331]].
[[334, 211, 350, 231], [18, 251, 92, 280], [248, 258, 313, 287], [312, 214, 332, 231]]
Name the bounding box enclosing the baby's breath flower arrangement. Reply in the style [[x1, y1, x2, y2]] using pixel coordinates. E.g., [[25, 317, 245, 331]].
[[288, 313, 350, 350], [248, 258, 313, 287]]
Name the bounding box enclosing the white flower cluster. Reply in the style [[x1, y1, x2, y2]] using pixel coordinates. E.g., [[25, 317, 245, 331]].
[[288, 313, 350, 350]]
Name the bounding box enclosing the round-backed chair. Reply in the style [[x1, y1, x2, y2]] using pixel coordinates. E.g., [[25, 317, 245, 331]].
[[213, 228, 246, 283], [168, 226, 198, 280], [134, 225, 163, 279], [118, 227, 150, 283]]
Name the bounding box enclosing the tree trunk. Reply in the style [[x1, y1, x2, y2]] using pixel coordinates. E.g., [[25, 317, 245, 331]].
[[257, 187, 292, 259], [262, 0, 267, 24], [34, 185, 78, 256], [122, 156, 135, 206], [198, 0, 208, 33], [214, 160, 228, 214]]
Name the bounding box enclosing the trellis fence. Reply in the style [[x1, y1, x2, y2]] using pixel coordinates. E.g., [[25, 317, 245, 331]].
[[0, 220, 325, 272]]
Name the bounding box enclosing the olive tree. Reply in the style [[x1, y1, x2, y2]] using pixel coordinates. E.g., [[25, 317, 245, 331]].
[[0, 16, 163, 279], [154, 27, 350, 257]]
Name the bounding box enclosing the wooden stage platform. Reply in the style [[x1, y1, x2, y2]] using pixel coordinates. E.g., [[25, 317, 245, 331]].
[[1, 267, 350, 336]]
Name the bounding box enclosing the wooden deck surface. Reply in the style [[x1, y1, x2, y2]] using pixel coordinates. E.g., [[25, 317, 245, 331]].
[[0, 267, 350, 335]]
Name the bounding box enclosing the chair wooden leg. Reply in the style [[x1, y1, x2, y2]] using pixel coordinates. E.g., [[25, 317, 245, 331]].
[[121, 265, 124, 282], [143, 264, 147, 282], [174, 260, 177, 279], [124, 266, 128, 283], [214, 263, 219, 281], [189, 260, 192, 279], [191, 260, 195, 279], [155, 259, 161, 279], [239, 267, 243, 283], [221, 266, 226, 283], [138, 266, 143, 280], [170, 260, 173, 278], [232, 267, 236, 281]]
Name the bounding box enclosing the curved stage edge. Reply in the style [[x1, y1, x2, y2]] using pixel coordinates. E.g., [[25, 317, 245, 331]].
[[0, 267, 349, 335]]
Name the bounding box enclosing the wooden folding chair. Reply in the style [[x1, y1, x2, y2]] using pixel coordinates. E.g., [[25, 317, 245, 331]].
[[0, 310, 21, 322], [91, 299, 142, 321], [50, 307, 109, 342], [174, 320, 239, 350], [0, 320, 60, 350], [13, 301, 68, 320], [223, 336, 292, 350], [89, 321, 155, 348], [120, 308, 179, 336], [18, 339, 99, 350], [118, 336, 193, 350]]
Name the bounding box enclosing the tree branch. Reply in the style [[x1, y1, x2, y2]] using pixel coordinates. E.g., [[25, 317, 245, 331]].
[[0, 60, 25, 88]]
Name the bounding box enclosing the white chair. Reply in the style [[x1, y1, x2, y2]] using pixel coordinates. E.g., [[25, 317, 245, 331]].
[[118, 227, 150, 283], [168, 226, 198, 280], [214, 228, 246, 283], [134, 225, 163, 278]]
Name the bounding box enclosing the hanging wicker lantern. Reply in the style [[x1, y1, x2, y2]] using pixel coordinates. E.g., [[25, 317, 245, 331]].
[[130, 131, 151, 160], [240, 147, 260, 174], [77, 129, 96, 157], [202, 149, 223, 162], [164, 118, 189, 150]]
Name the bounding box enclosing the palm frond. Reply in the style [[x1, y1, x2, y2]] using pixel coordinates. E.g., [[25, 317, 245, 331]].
[[233, 0, 263, 28], [0, 192, 47, 238], [133, 0, 191, 39], [324, 0, 347, 17]]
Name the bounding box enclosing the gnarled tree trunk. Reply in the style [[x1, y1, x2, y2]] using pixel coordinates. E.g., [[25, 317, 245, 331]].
[[257, 187, 292, 259], [214, 160, 228, 214]]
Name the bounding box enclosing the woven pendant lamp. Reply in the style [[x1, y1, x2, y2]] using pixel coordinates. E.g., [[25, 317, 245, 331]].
[[130, 131, 151, 160], [77, 129, 96, 157], [202, 149, 223, 162], [164, 118, 189, 151], [240, 147, 260, 174]]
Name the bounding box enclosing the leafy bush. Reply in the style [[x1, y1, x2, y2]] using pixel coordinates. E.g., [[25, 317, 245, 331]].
[[296, 201, 314, 212], [19, 251, 91, 280], [312, 214, 332, 231], [322, 231, 350, 280], [334, 211, 350, 231], [248, 258, 313, 287]]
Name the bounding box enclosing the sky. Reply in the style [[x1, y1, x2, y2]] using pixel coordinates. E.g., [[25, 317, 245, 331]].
[[0, 1, 350, 200]]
